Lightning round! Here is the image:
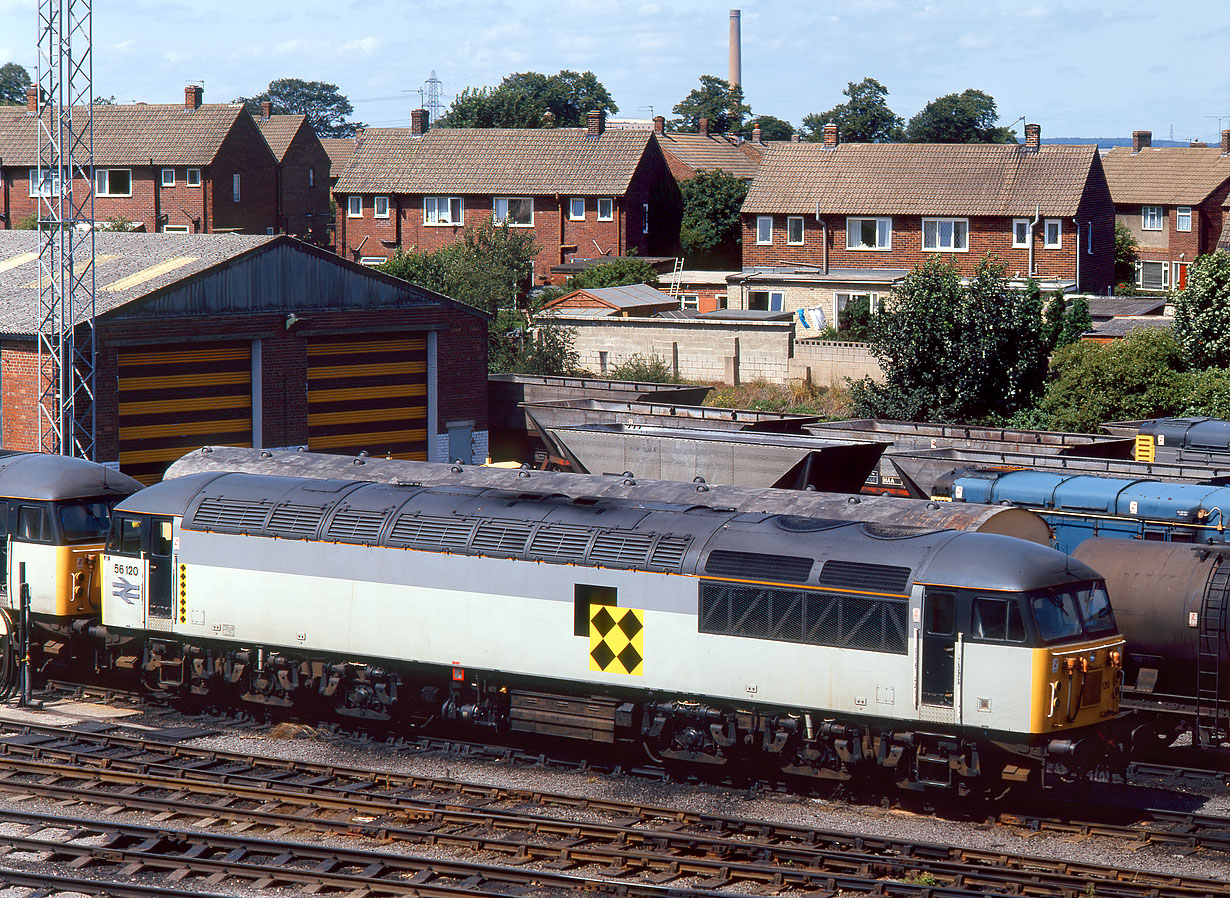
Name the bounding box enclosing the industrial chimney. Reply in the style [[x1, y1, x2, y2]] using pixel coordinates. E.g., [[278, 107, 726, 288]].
[[729, 9, 741, 88]]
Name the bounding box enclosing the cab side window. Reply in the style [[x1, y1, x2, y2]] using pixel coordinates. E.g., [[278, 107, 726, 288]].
[[973, 596, 1026, 642], [17, 505, 50, 542], [152, 519, 172, 557], [925, 591, 955, 635], [108, 516, 144, 556]]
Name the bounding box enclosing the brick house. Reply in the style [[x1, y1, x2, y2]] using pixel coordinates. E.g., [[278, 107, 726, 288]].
[[321, 137, 356, 187], [0, 86, 278, 235], [254, 102, 331, 242], [333, 110, 682, 279], [737, 123, 1115, 321], [1101, 130, 1230, 291], [651, 116, 762, 182]]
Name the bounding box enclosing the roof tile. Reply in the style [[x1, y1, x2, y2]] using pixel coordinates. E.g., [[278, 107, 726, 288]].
[[1101, 146, 1230, 205]]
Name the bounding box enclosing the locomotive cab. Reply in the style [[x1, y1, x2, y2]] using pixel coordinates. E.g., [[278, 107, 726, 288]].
[[101, 512, 177, 632]]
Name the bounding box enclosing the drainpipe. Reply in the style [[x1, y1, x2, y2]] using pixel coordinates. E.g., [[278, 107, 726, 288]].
[[815, 202, 828, 274], [1071, 218, 1081, 291], [1028, 204, 1041, 276]]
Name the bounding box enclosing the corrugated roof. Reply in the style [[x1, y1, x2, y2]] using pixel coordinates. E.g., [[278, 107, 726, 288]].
[[1101, 146, 1230, 205], [1089, 315, 1174, 338], [0, 103, 248, 166], [320, 137, 356, 171], [579, 283, 675, 309], [656, 132, 762, 179], [743, 142, 1100, 216], [256, 114, 307, 161], [334, 127, 654, 195]]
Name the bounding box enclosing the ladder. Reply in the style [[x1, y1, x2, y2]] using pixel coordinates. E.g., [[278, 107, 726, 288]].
[[1195, 561, 1229, 746], [667, 257, 684, 301]]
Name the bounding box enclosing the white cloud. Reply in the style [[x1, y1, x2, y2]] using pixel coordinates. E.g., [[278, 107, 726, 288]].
[[1020, 5, 1050, 19], [111, 39, 136, 54], [340, 36, 384, 55], [958, 32, 993, 49], [163, 51, 188, 63]]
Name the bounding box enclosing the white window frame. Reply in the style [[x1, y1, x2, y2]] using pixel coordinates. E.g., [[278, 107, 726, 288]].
[[347, 195, 362, 218], [749, 290, 784, 312], [1173, 261, 1189, 288], [597, 197, 613, 221], [1043, 219, 1061, 248], [161, 224, 189, 233], [27, 167, 61, 197], [756, 215, 773, 245], [680, 293, 699, 310], [922, 217, 969, 252], [787, 216, 804, 245], [1176, 206, 1191, 232], [374, 196, 390, 219], [424, 196, 463, 226], [95, 168, 133, 197], [1012, 218, 1029, 248], [494, 196, 533, 227], [1141, 205, 1163, 230], [715, 293, 728, 309], [642, 203, 649, 234], [160, 168, 175, 187], [1087, 224, 1093, 254], [186, 168, 201, 187], [358, 256, 385, 266], [846, 216, 891, 250], [1135, 260, 1168, 290], [833, 292, 880, 328], [569, 197, 585, 221], [308, 167, 315, 188], [232, 173, 241, 203]]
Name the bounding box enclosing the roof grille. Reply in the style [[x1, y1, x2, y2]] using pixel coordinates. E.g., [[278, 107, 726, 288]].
[[388, 515, 476, 552], [529, 524, 592, 562], [471, 520, 533, 557], [589, 531, 654, 569], [649, 535, 691, 572], [819, 559, 911, 595], [266, 503, 326, 539], [190, 497, 270, 533], [327, 508, 388, 544], [706, 549, 812, 583]]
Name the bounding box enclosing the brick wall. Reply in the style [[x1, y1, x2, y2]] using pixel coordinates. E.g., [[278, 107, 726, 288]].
[[278, 127, 332, 241], [208, 114, 279, 234], [1, 342, 40, 451]]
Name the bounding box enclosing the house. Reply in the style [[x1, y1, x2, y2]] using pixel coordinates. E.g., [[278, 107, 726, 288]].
[[320, 137, 356, 187], [0, 86, 279, 235], [738, 123, 1115, 320], [333, 110, 682, 278], [650, 116, 762, 182], [254, 102, 331, 242], [658, 268, 739, 312], [542, 283, 680, 317], [0, 231, 490, 482], [1100, 130, 1230, 291]]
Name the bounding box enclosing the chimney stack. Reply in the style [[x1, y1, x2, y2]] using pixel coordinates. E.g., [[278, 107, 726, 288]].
[[1190, 140, 1208, 148], [823, 122, 838, 148], [752, 124, 762, 143], [586, 110, 606, 137], [185, 84, 203, 110], [791, 132, 800, 143], [1024, 123, 1040, 151], [1221, 130, 1230, 155], [699, 117, 710, 138], [410, 108, 429, 135], [260, 101, 271, 121], [653, 115, 665, 134], [729, 9, 741, 88], [541, 110, 554, 127], [26, 85, 39, 113], [1132, 130, 1151, 154]]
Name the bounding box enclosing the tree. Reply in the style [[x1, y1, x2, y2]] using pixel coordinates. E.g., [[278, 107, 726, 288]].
[[236, 78, 360, 138], [739, 115, 794, 141], [678, 168, 748, 265], [436, 86, 544, 129], [801, 77, 903, 143], [849, 256, 1050, 422], [1173, 250, 1230, 369], [566, 258, 660, 290], [0, 63, 31, 106], [437, 70, 617, 129], [1057, 294, 1091, 347], [905, 89, 1015, 143], [672, 75, 750, 135], [1114, 222, 1139, 287], [92, 95, 117, 105]]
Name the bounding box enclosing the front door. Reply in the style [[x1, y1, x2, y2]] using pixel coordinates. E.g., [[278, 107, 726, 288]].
[[922, 590, 956, 707], [147, 517, 174, 621]]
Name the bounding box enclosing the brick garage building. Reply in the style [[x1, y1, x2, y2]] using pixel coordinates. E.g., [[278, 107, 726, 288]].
[[255, 102, 332, 242], [0, 86, 278, 235], [0, 232, 488, 482], [333, 110, 681, 281], [738, 124, 1115, 320]]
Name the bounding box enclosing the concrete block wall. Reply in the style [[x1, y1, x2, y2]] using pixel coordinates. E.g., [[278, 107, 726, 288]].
[[790, 339, 883, 386]]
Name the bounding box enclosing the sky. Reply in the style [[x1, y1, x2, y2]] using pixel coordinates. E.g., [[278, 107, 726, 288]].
[[1, 0, 1228, 142]]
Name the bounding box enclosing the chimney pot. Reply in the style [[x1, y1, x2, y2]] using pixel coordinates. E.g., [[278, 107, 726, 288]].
[[410, 108, 429, 135], [699, 117, 710, 138], [260, 101, 271, 121], [541, 110, 554, 127], [25, 85, 39, 113], [586, 110, 605, 137], [1221, 129, 1230, 155], [1024, 123, 1041, 150], [752, 124, 762, 143], [1132, 130, 1151, 154], [823, 122, 838, 148], [653, 115, 665, 134], [185, 84, 203, 110]]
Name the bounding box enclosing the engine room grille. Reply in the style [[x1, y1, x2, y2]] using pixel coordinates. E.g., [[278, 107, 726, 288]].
[[266, 503, 326, 539], [327, 509, 388, 544], [819, 559, 911, 595], [191, 497, 271, 533], [699, 582, 908, 654], [705, 549, 813, 583], [648, 535, 691, 572], [387, 515, 476, 552], [471, 521, 533, 557], [529, 524, 592, 562], [589, 532, 655, 568]]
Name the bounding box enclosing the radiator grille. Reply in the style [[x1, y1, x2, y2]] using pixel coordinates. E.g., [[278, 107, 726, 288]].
[[190, 497, 270, 533], [529, 524, 592, 562], [819, 559, 912, 595], [589, 532, 654, 568], [706, 549, 812, 583], [471, 521, 533, 557], [327, 509, 388, 544], [648, 535, 691, 572], [387, 515, 476, 552], [266, 503, 326, 539]]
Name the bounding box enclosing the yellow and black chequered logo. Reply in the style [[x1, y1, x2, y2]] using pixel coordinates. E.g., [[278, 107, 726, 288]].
[[589, 605, 644, 675], [178, 564, 187, 623]]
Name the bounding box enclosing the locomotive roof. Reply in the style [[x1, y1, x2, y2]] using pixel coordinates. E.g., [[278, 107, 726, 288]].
[[0, 453, 143, 501], [918, 532, 1102, 592]]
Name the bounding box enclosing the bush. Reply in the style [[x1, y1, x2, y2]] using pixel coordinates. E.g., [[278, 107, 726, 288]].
[[704, 379, 850, 417], [1173, 250, 1230, 368], [1182, 367, 1230, 418], [566, 258, 659, 290], [607, 353, 679, 383]]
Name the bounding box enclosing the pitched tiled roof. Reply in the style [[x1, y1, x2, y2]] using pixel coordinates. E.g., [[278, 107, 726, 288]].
[[0, 103, 247, 166], [1101, 146, 1230, 205], [656, 132, 762, 179], [320, 137, 355, 171], [256, 114, 307, 161], [334, 127, 654, 195], [742, 142, 1100, 217]]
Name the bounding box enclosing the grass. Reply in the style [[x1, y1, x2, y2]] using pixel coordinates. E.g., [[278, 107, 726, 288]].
[[702, 379, 853, 417]]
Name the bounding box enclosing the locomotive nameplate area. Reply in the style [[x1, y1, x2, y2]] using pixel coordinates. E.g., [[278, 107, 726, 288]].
[[590, 606, 644, 675]]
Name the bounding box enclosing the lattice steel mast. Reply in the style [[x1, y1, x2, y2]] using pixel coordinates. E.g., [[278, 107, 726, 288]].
[[35, 0, 95, 458], [425, 70, 442, 125]]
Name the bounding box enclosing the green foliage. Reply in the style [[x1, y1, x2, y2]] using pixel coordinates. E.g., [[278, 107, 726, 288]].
[[566, 258, 660, 290], [849, 256, 1050, 422], [671, 75, 751, 134], [679, 168, 749, 263], [489, 308, 582, 376], [0, 62, 31, 106], [801, 77, 903, 143], [739, 115, 794, 141], [236, 78, 360, 138], [101, 215, 135, 231], [15, 213, 38, 230], [438, 86, 543, 128], [1182, 367, 1230, 419], [607, 353, 679, 383], [1035, 328, 1187, 432], [1114, 222, 1139, 286], [905, 89, 1015, 143], [437, 70, 616, 129], [92, 94, 117, 105], [1173, 250, 1230, 368], [1058, 295, 1091, 347]]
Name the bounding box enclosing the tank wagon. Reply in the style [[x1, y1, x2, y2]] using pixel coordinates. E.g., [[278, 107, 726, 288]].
[[93, 470, 1124, 791]]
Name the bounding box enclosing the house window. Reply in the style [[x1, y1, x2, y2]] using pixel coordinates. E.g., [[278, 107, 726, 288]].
[[680, 293, 699, 310], [1135, 260, 1168, 290], [425, 196, 463, 225], [494, 196, 533, 226], [186, 168, 201, 187], [749, 290, 784, 312], [374, 196, 390, 218], [597, 197, 613, 221], [787, 216, 804, 245], [1043, 219, 1061, 248], [598, 351, 609, 373], [756, 216, 773, 245], [1012, 218, 1030, 248], [569, 197, 585, 220], [716, 293, 728, 309], [161, 168, 175, 187], [308, 167, 315, 188], [347, 195, 362, 218], [1087, 224, 1093, 254], [922, 217, 968, 251], [358, 256, 386, 266], [95, 169, 132, 197], [232, 173, 241, 202], [846, 217, 891, 250], [161, 224, 189, 233], [642, 203, 649, 234], [27, 167, 60, 197], [1176, 206, 1191, 232], [1141, 205, 1163, 230], [834, 292, 879, 329], [265, 227, 275, 235]]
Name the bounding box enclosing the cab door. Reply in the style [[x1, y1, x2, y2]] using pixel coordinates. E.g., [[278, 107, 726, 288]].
[[921, 590, 957, 708], [147, 518, 174, 622], [0, 500, 10, 593]]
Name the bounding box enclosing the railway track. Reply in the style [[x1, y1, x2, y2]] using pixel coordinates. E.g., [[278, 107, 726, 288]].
[[0, 720, 1224, 897]]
